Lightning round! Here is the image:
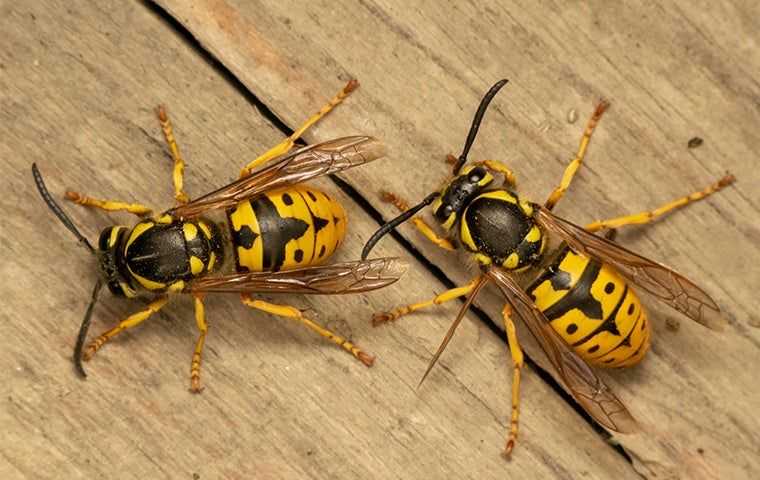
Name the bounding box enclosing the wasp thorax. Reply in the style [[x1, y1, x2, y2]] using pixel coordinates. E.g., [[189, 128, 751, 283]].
[[433, 165, 494, 230]]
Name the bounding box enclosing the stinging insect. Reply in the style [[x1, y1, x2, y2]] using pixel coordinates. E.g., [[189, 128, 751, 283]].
[[34, 80, 407, 392], [361, 79, 734, 457]]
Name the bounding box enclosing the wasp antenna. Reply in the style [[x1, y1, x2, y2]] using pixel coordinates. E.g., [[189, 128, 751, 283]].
[[453, 79, 510, 175], [361, 192, 440, 260], [32, 163, 95, 254], [73, 278, 104, 378]]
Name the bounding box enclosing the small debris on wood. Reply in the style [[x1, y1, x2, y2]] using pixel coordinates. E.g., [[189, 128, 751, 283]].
[[688, 137, 704, 149], [566, 108, 578, 124], [665, 317, 680, 332]]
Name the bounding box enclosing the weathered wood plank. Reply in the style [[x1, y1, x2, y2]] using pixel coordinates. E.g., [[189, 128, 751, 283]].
[[0, 1, 638, 479], [153, 0, 760, 478]]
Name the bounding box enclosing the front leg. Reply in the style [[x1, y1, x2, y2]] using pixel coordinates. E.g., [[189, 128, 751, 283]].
[[82, 295, 169, 361], [65, 191, 152, 216], [380, 191, 455, 251]]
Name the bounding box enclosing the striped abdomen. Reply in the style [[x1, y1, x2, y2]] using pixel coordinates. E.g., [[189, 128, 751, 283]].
[[227, 186, 346, 272], [527, 248, 650, 368]]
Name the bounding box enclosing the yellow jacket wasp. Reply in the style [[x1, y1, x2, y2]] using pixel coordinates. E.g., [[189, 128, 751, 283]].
[[361, 79, 734, 456], [33, 80, 407, 392]]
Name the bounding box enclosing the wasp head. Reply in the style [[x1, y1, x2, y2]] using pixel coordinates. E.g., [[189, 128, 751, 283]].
[[432, 165, 494, 230], [97, 226, 135, 297]]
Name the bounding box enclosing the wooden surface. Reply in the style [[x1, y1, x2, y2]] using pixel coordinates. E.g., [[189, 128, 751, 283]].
[[1, 0, 758, 479]]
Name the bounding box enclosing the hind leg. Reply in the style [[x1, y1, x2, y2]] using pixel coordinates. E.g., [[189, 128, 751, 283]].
[[241, 295, 374, 366]]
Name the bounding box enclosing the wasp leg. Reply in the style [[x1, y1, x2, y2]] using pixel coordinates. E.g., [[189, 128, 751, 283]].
[[501, 304, 524, 459], [64, 191, 151, 216], [239, 79, 359, 178], [373, 276, 481, 326], [585, 174, 735, 232], [544, 100, 610, 210], [241, 294, 374, 366], [476, 160, 518, 187], [82, 295, 169, 361], [444, 154, 517, 186], [157, 105, 189, 204], [189, 294, 208, 393], [380, 190, 455, 251]]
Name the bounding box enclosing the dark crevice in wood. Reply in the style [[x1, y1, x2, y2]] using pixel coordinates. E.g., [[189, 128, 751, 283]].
[[142, 0, 634, 465]]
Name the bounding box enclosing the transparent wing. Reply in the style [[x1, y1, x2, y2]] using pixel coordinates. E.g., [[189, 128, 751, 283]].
[[168, 136, 384, 218], [191, 258, 407, 295], [535, 207, 725, 330], [418, 276, 490, 387], [487, 267, 638, 433]]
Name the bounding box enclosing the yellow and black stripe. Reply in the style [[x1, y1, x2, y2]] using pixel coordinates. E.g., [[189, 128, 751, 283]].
[[227, 186, 346, 272], [528, 248, 650, 367]]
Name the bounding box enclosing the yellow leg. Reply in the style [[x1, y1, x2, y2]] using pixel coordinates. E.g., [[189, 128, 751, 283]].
[[65, 191, 152, 216], [372, 276, 481, 326], [544, 100, 610, 210], [445, 155, 517, 186], [380, 191, 455, 251], [501, 304, 524, 459], [585, 174, 735, 232], [474, 160, 517, 187], [239, 79, 359, 177], [157, 105, 189, 204], [82, 296, 169, 360], [190, 294, 208, 393], [241, 294, 374, 366]]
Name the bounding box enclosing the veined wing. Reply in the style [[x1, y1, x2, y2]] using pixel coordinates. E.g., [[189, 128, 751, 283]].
[[535, 207, 725, 330], [169, 136, 384, 218], [487, 266, 638, 433], [191, 257, 407, 295]]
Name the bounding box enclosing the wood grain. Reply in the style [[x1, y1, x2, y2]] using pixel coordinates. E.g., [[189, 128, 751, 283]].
[[152, 0, 760, 478], [0, 1, 640, 479]]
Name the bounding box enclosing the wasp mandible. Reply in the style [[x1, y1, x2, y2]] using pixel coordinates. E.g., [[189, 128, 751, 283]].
[[361, 79, 734, 457], [34, 80, 407, 392]]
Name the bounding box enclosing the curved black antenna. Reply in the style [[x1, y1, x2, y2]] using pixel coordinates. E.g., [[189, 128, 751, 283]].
[[452, 79, 510, 175], [361, 192, 440, 260], [32, 163, 94, 253], [73, 278, 103, 378]]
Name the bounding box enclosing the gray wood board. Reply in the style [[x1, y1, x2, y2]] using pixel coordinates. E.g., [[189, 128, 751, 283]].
[[0, 1, 638, 479], [153, 0, 760, 478]]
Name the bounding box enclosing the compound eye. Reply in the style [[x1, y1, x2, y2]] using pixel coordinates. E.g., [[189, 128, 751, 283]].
[[98, 228, 113, 251], [442, 204, 454, 216], [468, 167, 486, 183], [107, 280, 124, 296]]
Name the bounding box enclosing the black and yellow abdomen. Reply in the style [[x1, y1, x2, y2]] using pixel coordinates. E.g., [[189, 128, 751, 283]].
[[528, 248, 650, 368], [227, 185, 346, 272]]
